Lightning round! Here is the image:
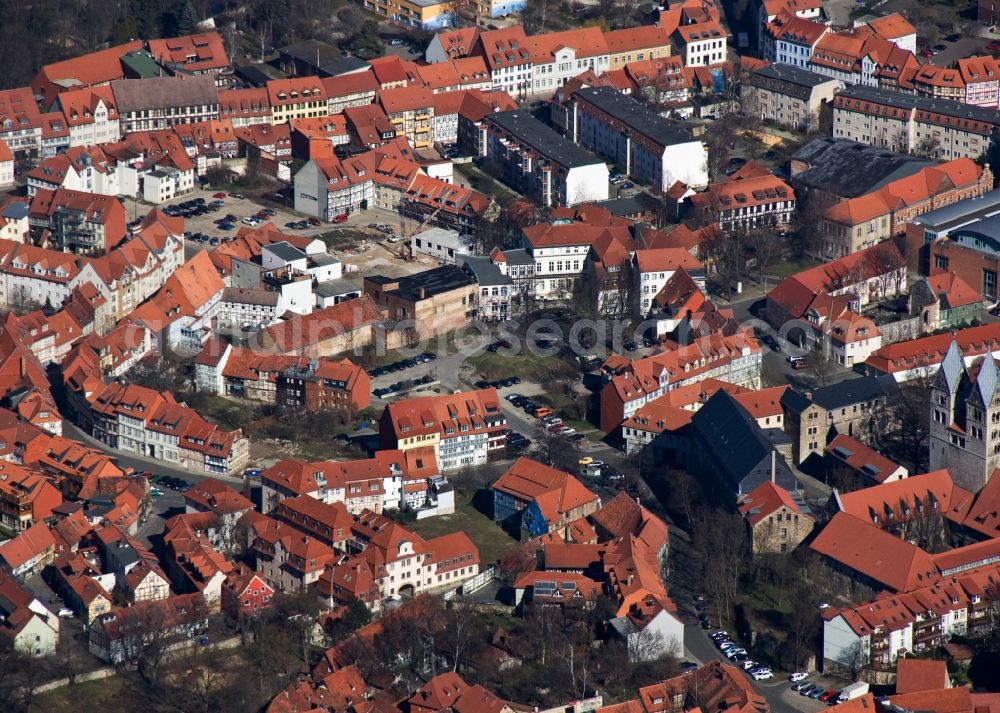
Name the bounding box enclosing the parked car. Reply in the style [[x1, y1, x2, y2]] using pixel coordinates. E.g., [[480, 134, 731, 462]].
[[789, 672, 808, 682], [752, 669, 773, 681], [58, 608, 75, 618], [389, 38, 406, 46]]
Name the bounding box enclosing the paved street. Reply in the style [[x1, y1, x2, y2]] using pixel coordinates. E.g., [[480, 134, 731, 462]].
[[671, 527, 843, 713]]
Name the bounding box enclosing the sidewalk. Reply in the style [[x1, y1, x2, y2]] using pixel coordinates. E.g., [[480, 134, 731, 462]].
[[62, 422, 246, 487]]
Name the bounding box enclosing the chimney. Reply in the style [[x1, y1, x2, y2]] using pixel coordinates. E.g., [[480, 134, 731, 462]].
[[771, 449, 776, 484], [418, 286, 426, 299]]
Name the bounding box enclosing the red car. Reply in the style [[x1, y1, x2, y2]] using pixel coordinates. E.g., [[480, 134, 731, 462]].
[[919, 49, 934, 58], [989, 40, 1000, 52], [256, 212, 271, 220], [332, 213, 348, 223], [212, 192, 227, 199], [309, 216, 322, 226], [820, 690, 839, 702]]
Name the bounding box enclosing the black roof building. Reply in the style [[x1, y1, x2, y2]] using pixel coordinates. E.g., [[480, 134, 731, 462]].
[[574, 86, 695, 147], [366, 265, 475, 302], [485, 110, 603, 170], [690, 391, 800, 496], [780, 375, 900, 414], [791, 138, 934, 200]]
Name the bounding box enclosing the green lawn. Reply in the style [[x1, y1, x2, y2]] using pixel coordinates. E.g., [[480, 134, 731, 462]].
[[31, 676, 126, 713], [185, 394, 260, 431], [404, 491, 517, 565], [768, 257, 819, 279], [454, 163, 517, 204], [465, 351, 575, 383]]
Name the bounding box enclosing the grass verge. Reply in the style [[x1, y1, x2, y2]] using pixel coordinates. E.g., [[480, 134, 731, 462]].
[[402, 491, 517, 565]]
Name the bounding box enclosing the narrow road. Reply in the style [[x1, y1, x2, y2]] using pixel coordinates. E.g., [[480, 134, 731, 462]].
[[670, 527, 834, 713], [62, 422, 243, 487]]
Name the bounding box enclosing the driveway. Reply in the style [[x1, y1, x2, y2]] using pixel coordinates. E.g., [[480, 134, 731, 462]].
[[926, 36, 989, 66]]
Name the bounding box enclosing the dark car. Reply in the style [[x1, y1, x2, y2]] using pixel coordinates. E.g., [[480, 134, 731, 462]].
[[623, 339, 637, 351], [945, 33, 961, 42], [933, 43, 947, 51]]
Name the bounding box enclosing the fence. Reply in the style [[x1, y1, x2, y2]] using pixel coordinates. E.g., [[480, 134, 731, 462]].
[[459, 565, 496, 596]]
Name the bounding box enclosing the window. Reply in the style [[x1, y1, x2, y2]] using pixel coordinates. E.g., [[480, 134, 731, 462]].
[[985, 269, 997, 301]]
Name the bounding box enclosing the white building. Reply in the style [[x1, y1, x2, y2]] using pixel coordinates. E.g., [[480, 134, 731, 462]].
[[567, 86, 708, 191], [525, 28, 611, 97], [293, 153, 376, 221], [411, 227, 473, 264], [217, 287, 279, 329], [520, 221, 596, 301], [674, 21, 728, 67], [483, 109, 608, 207], [0, 140, 12, 190], [26, 147, 121, 197], [53, 89, 123, 148], [142, 167, 194, 204]]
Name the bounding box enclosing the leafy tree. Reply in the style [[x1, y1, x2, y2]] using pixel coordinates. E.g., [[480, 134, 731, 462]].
[[175, 0, 198, 35], [346, 20, 384, 60]]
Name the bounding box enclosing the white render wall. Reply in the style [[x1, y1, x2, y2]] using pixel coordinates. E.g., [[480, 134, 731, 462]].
[[661, 141, 708, 190], [564, 163, 609, 206]]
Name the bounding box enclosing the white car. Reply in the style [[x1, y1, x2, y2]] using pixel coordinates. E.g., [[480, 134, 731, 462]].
[[741, 660, 758, 670], [752, 669, 774, 681], [789, 672, 808, 682], [58, 608, 74, 618]]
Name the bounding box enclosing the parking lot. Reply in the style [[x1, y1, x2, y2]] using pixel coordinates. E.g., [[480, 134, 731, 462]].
[[144, 187, 333, 253]]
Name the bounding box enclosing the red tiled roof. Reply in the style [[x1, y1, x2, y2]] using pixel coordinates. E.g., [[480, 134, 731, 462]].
[[896, 658, 950, 694], [737, 481, 804, 526], [261, 295, 383, 354], [925, 271, 984, 310], [148, 32, 229, 73], [825, 434, 906, 484], [492, 457, 599, 519], [810, 511, 938, 591]]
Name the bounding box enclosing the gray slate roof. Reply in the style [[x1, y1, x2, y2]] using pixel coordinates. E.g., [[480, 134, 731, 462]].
[[809, 374, 900, 411], [485, 110, 602, 170], [575, 86, 694, 147], [691, 391, 799, 495], [792, 138, 933, 199], [459, 255, 513, 287], [111, 75, 219, 112]]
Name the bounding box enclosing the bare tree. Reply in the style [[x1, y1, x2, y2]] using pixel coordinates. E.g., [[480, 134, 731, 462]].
[[863, 241, 907, 300], [628, 627, 669, 663], [444, 601, 479, 673], [743, 219, 786, 289], [693, 507, 748, 626], [806, 350, 837, 388]]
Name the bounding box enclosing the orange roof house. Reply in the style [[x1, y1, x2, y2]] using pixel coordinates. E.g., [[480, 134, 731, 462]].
[[737, 480, 814, 553], [825, 433, 909, 487], [492, 457, 601, 537], [810, 511, 939, 592], [148, 32, 230, 76], [32, 40, 144, 107]]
